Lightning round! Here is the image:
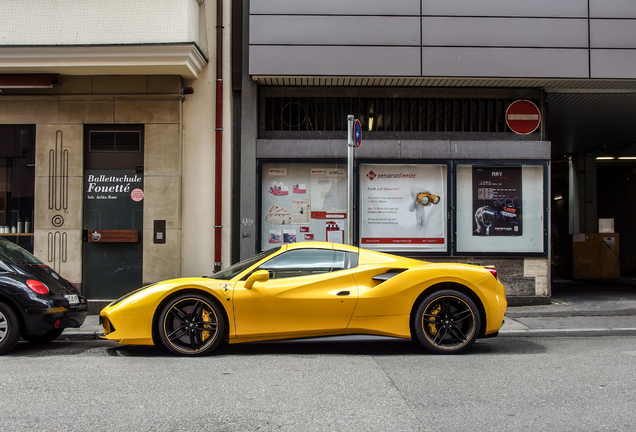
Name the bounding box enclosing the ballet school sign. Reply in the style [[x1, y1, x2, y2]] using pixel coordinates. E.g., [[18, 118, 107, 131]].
[[85, 171, 144, 202]]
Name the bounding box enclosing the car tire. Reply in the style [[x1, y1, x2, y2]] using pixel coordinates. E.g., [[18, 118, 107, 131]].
[[158, 293, 225, 356], [0, 301, 21, 355], [23, 328, 64, 344], [414, 289, 481, 354]]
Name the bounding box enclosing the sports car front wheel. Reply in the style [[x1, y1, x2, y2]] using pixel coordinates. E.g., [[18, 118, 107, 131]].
[[158, 294, 225, 356], [414, 290, 481, 354]]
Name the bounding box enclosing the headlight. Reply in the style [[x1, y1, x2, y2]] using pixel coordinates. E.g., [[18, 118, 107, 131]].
[[108, 283, 157, 307]]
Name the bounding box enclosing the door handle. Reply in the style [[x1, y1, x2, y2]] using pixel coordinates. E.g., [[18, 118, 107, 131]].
[[85, 229, 139, 243], [336, 290, 350, 296]]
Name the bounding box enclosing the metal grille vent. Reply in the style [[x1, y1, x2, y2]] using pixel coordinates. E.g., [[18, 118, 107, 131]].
[[264, 96, 534, 134], [89, 131, 142, 152]]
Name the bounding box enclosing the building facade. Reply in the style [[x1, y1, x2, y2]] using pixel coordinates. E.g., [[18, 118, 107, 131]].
[[0, 0, 233, 310], [3, 0, 636, 308], [236, 0, 636, 304]]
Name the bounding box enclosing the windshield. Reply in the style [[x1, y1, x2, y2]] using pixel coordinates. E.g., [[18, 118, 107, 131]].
[[206, 247, 281, 280], [0, 238, 44, 265]]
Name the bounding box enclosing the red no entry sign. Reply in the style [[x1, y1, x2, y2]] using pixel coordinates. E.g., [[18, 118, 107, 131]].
[[506, 100, 541, 135]]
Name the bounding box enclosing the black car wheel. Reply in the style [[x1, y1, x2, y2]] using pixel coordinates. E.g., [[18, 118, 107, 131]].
[[414, 290, 481, 354], [0, 301, 21, 355], [158, 294, 225, 356], [23, 328, 64, 344]]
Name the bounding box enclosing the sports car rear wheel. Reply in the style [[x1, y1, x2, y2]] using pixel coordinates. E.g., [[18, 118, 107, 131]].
[[414, 290, 481, 354], [158, 294, 225, 356], [0, 301, 21, 355]]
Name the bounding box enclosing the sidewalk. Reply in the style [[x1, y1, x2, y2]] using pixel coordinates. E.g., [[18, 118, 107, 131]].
[[60, 279, 636, 341], [501, 279, 636, 336]]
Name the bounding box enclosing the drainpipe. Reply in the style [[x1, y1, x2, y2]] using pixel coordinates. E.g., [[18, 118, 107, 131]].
[[214, 0, 224, 272]]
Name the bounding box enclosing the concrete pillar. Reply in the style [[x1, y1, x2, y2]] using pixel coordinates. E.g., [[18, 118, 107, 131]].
[[569, 153, 597, 234]]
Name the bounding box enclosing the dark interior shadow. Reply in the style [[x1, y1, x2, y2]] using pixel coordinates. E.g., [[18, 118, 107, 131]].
[[106, 335, 548, 357], [6, 335, 548, 357]]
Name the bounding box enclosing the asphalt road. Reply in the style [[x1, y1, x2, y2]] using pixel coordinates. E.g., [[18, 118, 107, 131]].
[[2, 335, 635, 432]]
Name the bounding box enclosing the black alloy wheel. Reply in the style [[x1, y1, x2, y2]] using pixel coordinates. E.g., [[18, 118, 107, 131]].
[[0, 301, 21, 355], [23, 328, 64, 344], [414, 289, 481, 354], [158, 294, 225, 356]]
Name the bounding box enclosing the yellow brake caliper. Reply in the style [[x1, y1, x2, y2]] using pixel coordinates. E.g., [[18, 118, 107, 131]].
[[428, 303, 441, 335], [201, 308, 212, 342]]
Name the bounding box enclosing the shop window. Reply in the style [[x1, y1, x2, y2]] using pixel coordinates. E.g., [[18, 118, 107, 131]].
[[0, 125, 35, 252], [260, 162, 349, 251], [358, 163, 449, 253], [455, 163, 547, 254]]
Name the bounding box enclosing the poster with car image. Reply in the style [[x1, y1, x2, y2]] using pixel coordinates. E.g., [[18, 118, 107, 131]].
[[359, 164, 447, 252], [472, 167, 522, 236]]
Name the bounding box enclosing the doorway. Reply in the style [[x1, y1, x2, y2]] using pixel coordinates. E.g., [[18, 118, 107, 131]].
[[82, 125, 144, 299]]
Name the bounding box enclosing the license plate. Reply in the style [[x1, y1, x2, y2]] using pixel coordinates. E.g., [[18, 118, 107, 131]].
[[64, 294, 80, 305]]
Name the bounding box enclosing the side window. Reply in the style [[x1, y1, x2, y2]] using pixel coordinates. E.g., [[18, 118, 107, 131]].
[[256, 249, 354, 279]]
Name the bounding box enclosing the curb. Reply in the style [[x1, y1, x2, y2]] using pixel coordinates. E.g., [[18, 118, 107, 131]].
[[505, 308, 636, 319], [499, 328, 636, 337], [59, 331, 102, 341]]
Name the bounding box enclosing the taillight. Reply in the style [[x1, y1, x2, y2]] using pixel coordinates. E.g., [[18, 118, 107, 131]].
[[26, 279, 49, 295], [484, 266, 498, 280]]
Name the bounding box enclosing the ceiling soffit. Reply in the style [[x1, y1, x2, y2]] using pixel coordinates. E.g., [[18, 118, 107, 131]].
[[254, 76, 636, 157]]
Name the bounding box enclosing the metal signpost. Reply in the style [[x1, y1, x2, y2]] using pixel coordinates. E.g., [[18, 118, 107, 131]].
[[347, 115, 361, 245]]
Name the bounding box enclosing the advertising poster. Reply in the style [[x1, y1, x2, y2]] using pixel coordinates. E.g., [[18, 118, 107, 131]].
[[472, 167, 522, 236], [359, 164, 447, 252]]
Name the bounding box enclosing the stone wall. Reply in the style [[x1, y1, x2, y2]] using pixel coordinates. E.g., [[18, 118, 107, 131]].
[[0, 75, 184, 288]]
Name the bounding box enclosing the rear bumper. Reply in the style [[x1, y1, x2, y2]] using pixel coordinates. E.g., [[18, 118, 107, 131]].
[[23, 303, 88, 336]]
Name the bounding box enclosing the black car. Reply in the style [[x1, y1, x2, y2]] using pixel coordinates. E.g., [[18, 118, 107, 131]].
[[0, 238, 87, 354]]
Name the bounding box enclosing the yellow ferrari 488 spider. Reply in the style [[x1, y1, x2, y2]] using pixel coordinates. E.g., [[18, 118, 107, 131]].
[[100, 242, 506, 355]]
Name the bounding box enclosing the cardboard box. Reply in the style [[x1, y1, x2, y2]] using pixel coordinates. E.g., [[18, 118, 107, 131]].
[[572, 233, 619, 279]]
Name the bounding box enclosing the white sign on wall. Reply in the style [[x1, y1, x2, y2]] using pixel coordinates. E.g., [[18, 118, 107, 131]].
[[359, 164, 447, 252]]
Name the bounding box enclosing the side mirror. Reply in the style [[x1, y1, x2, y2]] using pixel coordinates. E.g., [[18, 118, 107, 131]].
[[244, 270, 269, 289]]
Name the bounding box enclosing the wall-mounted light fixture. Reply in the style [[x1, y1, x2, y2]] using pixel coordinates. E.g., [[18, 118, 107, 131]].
[[181, 87, 194, 95], [553, 195, 563, 201], [596, 156, 636, 161]]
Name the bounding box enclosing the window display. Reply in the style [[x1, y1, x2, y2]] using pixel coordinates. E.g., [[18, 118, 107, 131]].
[[456, 163, 546, 254], [359, 163, 448, 252], [260, 160, 545, 256], [0, 125, 35, 252], [261, 163, 348, 250]]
